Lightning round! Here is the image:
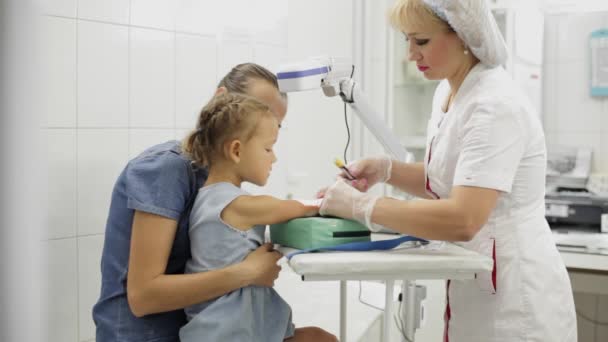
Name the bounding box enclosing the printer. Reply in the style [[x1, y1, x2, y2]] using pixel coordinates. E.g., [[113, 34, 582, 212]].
[[545, 146, 608, 233], [545, 188, 608, 233]]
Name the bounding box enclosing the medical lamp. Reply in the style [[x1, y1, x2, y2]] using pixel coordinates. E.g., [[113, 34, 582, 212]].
[[277, 57, 414, 163]]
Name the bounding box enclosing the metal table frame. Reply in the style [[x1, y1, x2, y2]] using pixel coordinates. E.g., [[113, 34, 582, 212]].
[[280, 237, 493, 342]]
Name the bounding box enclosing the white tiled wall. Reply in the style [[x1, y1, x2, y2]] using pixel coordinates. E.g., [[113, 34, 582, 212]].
[[42, 16, 77, 127], [542, 11, 608, 173], [44, 239, 78, 342], [42, 0, 288, 340]]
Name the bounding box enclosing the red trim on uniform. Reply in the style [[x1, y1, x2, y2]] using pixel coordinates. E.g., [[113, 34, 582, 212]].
[[444, 280, 451, 342], [426, 135, 449, 339], [492, 239, 497, 292], [426, 137, 440, 199]]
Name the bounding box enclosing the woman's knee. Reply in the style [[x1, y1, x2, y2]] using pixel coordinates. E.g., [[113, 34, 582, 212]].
[[312, 327, 338, 342], [291, 327, 338, 342]]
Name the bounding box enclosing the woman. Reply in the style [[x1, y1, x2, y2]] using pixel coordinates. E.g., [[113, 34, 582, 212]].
[[319, 0, 577, 341], [93, 63, 334, 342]]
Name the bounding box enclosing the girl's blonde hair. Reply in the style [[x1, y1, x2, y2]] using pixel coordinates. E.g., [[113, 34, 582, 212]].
[[389, 0, 452, 33], [182, 93, 273, 167]]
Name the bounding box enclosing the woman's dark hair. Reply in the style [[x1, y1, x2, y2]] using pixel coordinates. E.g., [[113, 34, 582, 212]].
[[182, 93, 273, 168]]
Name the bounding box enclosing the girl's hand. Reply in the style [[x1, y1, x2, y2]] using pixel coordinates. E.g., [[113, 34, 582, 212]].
[[293, 198, 322, 217], [303, 204, 319, 217], [241, 243, 282, 287]]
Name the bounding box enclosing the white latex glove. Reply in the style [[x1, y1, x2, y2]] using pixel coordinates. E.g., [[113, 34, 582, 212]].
[[341, 156, 392, 192], [319, 179, 381, 231]]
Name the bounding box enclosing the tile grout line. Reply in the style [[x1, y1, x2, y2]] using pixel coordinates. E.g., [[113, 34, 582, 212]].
[[75, 0, 81, 340], [43, 14, 255, 44]]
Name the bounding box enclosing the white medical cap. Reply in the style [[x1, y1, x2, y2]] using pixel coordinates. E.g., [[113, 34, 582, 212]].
[[422, 0, 508, 67]]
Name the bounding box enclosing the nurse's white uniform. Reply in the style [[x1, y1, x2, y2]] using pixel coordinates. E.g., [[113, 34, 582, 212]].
[[425, 63, 577, 342]]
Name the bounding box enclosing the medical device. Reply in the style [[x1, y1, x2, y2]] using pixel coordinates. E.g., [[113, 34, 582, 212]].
[[546, 190, 608, 233], [334, 157, 355, 181], [269, 217, 370, 250], [277, 56, 414, 163]]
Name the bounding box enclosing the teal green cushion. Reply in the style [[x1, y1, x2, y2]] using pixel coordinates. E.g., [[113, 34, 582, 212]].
[[270, 217, 370, 250]]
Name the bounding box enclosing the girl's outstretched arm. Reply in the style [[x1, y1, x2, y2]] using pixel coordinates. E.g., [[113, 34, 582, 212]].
[[223, 196, 319, 230]]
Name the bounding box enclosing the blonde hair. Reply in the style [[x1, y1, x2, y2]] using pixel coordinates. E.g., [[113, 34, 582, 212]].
[[182, 93, 273, 167], [389, 0, 452, 33]]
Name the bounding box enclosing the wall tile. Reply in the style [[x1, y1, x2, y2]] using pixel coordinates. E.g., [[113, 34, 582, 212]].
[[254, 45, 287, 73], [557, 132, 602, 172], [42, 16, 77, 127], [78, 235, 105, 342], [46, 129, 78, 240], [78, 0, 130, 24], [129, 129, 176, 158], [556, 12, 606, 63], [175, 0, 218, 35], [78, 130, 129, 235], [541, 62, 558, 131], [175, 34, 217, 129], [217, 40, 253, 83], [78, 20, 129, 128], [44, 238, 78, 342], [130, 28, 175, 128], [41, 0, 77, 17], [175, 129, 190, 142], [555, 61, 603, 133], [601, 100, 608, 172], [252, 0, 288, 46], [544, 132, 560, 165], [130, 0, 175, 31], [543, 15, 560, 64]]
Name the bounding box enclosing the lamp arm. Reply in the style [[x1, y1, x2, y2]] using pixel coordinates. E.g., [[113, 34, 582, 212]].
[[336, 78, 414, 163]]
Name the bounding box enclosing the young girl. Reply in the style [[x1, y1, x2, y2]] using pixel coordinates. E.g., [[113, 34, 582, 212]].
[[180, 93, 338, 342]]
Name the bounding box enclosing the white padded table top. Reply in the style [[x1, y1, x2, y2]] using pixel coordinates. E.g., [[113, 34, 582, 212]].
[[278, 234, 493, 281]]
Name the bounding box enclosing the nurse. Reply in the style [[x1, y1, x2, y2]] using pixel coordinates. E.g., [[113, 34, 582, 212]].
[[319, 0, 577, 341]]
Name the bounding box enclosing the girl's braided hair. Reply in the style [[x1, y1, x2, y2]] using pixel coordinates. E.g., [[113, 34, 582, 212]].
[[182, 93, 272, 168]]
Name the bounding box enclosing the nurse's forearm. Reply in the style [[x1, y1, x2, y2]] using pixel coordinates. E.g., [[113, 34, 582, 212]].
[[387, 162, 431, 199], [372, 197, 478, 241], [128, 263, 251, 317]]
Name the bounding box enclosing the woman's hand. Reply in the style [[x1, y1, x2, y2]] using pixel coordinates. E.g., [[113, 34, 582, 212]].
[[339, 156, 392, 192], [319, 179, 380, 230], [240, 243, 282, 287]]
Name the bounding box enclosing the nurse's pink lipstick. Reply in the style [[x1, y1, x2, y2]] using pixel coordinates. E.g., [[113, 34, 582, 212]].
[[418, 65, 429, 72]]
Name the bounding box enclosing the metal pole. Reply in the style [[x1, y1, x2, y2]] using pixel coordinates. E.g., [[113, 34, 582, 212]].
[[383, 280, 395, 342], [402, 280, 416, 341]]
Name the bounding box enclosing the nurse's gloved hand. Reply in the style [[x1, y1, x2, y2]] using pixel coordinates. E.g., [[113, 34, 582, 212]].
[[341, 156, 392, 192], [319, 179, 381, 231]]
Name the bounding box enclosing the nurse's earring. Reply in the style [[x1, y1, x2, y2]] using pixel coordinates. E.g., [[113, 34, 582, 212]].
[[464, 49, 469, 55]]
